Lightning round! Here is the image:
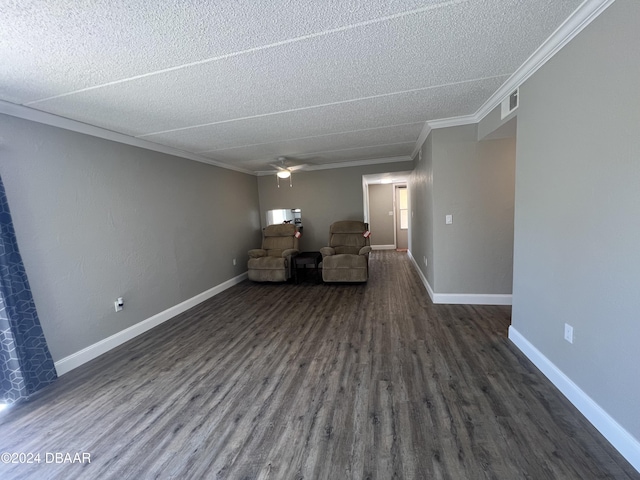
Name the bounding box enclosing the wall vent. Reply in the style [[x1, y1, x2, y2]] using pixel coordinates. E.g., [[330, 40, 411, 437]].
[[501, 88, 519, 119]]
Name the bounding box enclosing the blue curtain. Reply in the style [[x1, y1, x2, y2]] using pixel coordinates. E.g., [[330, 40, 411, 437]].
[[0, 175, 56, 404]]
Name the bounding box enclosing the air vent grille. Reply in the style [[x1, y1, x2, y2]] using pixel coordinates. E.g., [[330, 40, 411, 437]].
[[501, 88, 519, 119]]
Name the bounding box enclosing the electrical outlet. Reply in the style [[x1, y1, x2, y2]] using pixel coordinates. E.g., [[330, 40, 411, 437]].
[[114, 297, 124, 312], [445, 214, 453, 225], [232, 258, 236, 266], [564, 323, 573, 344], [423, 256, 428, 267]]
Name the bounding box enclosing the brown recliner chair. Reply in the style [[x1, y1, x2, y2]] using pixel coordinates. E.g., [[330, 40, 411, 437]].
[[320, 221, 372, 282], [248, 224, 299, 282]]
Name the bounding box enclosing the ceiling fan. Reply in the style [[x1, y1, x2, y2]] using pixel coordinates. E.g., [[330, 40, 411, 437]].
[[269, 157, 311, 187]]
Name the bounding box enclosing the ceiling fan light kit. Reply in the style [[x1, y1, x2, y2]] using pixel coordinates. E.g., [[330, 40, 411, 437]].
[[271, 156, 314, 187], [276, 170, 292, 188]]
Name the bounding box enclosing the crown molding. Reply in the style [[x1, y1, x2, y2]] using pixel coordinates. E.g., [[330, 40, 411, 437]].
[[427, 114, 478, 130], [308, 155, 413, 171], [3, 1, 613, 175], [474, 0, 615, 122], [411, 111, 482, 156], [414, 0, 615, 150], [0, 100, 254, 175], [411, 123, 432, 159], [0, 100, 409, 175], [255, 155, 412, 176]]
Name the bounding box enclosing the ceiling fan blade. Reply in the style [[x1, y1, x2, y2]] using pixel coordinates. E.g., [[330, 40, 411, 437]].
[[288, 164, 308, 172], [268, 163, 287, 171]]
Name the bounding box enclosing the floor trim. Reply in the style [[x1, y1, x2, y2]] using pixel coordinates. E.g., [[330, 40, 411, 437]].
[[371, 244, 396, 250], [54, 272, 248, 376], [433, 293, 512, 305], [407, 250, 435, 301], [407, 250, 512, 305], [509, 326, 640, 473]]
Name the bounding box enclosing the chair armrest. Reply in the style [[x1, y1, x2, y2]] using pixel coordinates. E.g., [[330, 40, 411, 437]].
[[320, 247, 335, 257], [282, 249, 299, 258], [248, 249, 267, 258], [359, 246, 372, 255]]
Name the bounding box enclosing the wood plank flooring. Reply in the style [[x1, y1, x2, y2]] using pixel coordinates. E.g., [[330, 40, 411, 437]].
[[0, 251, 637, 479]]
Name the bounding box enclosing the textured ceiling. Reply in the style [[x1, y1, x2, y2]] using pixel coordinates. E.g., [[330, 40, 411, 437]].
[[1, 0, 584, 173]]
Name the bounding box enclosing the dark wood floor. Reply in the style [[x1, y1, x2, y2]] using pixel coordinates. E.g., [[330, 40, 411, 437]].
[[1, 251, 637, 479]]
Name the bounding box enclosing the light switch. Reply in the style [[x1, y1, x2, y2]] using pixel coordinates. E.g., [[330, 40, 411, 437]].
[[446, 214, 453, 225], [388, 211, 393, 216]]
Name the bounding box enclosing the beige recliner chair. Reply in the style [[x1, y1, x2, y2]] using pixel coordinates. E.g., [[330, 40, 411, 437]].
[[320, 221, 372, 282], [248, 224, 299, 282]]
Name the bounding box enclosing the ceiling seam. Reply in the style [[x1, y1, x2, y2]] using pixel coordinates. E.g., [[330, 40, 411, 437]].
[[195, 121, 427, 154], [258, 140, 416, 158], [24, 0, 472, 107], [254, 156, 413, 175], [137, 73, 510, 138]]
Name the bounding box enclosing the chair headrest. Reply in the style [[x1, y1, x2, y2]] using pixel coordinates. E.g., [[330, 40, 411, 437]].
[[264, 224, 297, 237], [329, 221, 367, 234]]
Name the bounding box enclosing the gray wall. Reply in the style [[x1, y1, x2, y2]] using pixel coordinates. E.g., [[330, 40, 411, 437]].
[[511, 0, 640, 439], [409, 135, 435, 287], [257, 162, 414, 251], [368, 184, 394, 246], [477, 102, 517, 141], [432, 125, 515, 294], [410, 125, 515, 295], [0, 114, 261, 361]]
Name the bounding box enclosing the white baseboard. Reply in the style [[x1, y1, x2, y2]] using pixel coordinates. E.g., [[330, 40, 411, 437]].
[[407, 250, 435, 302], [372, 244, 396, 250], [509, 326, 640, 473], [54, 272, 248, 376], [432, 293, 512, 305], [407, 250, 512, 305]]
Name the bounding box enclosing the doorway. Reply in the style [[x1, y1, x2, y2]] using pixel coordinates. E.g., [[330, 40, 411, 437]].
[[362, 172, 411, 251], [395, 185, 408, 251]]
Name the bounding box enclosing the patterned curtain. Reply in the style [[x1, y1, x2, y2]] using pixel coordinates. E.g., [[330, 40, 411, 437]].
[[0, 175, 56, 404]]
